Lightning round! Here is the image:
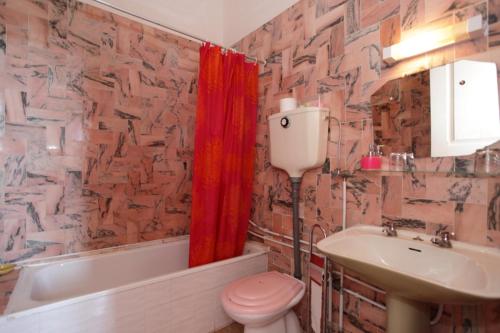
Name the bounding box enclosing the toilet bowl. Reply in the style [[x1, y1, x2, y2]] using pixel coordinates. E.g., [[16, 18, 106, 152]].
[[221, 271, 305, 333]]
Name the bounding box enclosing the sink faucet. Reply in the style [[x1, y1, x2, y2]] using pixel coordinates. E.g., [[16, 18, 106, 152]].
[[431, 231, 454, 248], [382, 223, 398, 237]]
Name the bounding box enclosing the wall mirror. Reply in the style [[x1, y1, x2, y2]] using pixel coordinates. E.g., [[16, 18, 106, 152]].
[[371, 60, 500, 159]]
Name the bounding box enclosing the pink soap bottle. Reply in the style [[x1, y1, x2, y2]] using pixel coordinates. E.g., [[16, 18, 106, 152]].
[[360, 144, 382, 170]]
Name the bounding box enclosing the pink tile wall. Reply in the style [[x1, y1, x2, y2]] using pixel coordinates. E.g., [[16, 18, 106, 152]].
[[236, 0, 500, 331], [0, 0, 199, 262]]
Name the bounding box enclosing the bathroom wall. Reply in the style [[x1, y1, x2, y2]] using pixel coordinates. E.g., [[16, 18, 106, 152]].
[[0, 0, 199, 263], [234, 0, 500, 331]]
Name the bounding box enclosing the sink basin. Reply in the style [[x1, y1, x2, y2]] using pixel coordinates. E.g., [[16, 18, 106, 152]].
[[317, 225, 500, 333]]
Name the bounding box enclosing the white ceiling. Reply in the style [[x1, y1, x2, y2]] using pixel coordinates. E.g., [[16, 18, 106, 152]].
[[83, 0, 225, 44], [81, 0, 299, 47], [222, 0, 300, 46]]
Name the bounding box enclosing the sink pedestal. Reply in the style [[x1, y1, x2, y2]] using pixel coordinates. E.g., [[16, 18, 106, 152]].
[[386, 295, 430, 333]]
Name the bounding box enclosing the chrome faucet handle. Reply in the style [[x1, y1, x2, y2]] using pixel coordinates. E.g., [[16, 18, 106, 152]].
[[431, 231, 454, 248], [382, 223, 398, 237], [440, 231, 454, 241]]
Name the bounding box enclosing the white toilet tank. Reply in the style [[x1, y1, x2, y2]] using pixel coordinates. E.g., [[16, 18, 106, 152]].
[[268, 107, 329, 178]]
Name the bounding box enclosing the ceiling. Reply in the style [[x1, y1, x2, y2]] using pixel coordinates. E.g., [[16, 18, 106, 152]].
[[82, 0, 300, 47]]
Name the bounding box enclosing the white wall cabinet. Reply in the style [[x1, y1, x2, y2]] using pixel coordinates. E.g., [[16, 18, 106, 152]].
[[431, 60, 500, 157]]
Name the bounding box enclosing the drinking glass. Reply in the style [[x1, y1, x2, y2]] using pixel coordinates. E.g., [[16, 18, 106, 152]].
[[475, 148, 500, 175]]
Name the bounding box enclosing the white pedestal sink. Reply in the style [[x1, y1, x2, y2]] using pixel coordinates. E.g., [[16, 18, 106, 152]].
[[316, 225, 500, 333]]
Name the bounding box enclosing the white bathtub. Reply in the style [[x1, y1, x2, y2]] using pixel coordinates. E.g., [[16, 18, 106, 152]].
[[0, 236, 268, 333]]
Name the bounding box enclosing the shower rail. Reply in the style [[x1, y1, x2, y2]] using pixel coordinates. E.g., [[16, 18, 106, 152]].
[[90, 0, 266, 65]]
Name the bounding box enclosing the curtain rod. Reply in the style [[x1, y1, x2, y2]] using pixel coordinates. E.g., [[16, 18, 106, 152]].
[[91, 0, 266, 65]]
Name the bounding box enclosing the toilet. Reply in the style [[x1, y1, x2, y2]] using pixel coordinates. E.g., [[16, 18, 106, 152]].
[[221, 271, 305, 333]]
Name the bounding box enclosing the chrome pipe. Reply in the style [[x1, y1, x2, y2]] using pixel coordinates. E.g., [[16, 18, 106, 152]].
[[248, 220, 385, 294], [247, 229, 387, 310], [306, 224, 328, 333], [328, 117, 342, 176]]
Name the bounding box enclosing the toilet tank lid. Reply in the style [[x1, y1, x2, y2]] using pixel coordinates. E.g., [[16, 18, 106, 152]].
[[268, 107, 329, 120]]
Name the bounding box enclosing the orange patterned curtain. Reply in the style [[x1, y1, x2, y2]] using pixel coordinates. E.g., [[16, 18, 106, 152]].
[[189, 44, 258, 267]]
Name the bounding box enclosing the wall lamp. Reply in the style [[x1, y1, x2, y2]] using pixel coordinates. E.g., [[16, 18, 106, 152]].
[[383, 15, 483, 64]]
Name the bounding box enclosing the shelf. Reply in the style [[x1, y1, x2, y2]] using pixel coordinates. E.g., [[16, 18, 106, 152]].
[[352, 168, 499, 178]]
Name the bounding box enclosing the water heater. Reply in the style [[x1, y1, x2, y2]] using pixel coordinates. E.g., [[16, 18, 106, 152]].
[[268, 107, 330, 178]]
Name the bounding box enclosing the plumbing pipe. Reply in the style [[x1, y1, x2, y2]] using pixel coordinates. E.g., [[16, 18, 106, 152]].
[[338, 176, 348, 332], [290, 177, 303, 280], [430, 304, 444, 326], [306, 224, 328, 333], [250, 174, 446, 329], [250, 220, 447, 328], [331, 271, 385, 295], [328, 117, 342, 177], [247, 230, 316, 255], [343, 289, 386, 311], [327, 268, 333, 332], [249, 220, 310, 246], [341, 176, 347, 235], [249, 220, 386, 295], [248, 229, 386, 307], [248, 229, 387, 313]]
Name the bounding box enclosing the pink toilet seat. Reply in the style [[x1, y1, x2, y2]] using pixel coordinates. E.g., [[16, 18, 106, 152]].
[[222, 271, 304, 315]]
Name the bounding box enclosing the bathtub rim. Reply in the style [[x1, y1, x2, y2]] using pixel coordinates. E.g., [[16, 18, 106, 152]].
[[15, 235, 192, 267], [4, 238, 269, 319]]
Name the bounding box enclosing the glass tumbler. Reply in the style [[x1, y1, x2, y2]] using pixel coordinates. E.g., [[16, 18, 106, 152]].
[[474, 148, 500, 175], [390, 153, 406, 171]]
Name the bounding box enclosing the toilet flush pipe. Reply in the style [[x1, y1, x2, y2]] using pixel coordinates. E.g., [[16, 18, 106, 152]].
[[291, 177, 302, 280]]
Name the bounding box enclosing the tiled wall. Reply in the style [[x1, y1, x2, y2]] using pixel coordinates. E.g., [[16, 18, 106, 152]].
[[234, 0, 500, 331], [0, 0, 199, 263]]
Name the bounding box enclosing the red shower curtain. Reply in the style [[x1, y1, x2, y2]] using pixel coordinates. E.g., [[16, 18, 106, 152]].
[[189, 43, 258, 267]]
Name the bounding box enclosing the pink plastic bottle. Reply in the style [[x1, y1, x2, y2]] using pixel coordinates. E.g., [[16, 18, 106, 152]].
[[360, 144, 382, 170]]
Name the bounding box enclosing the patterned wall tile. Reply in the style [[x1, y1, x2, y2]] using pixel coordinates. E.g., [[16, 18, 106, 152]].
[[360, 0, 400, 28], [0, 0, 198, 262], [424, 0, 475, 22], [380, 14, 401, 48], [400, 0, 425, 31]]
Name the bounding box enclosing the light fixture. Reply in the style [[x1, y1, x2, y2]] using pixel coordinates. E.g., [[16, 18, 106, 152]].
[[383, 15, 483, 64]]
